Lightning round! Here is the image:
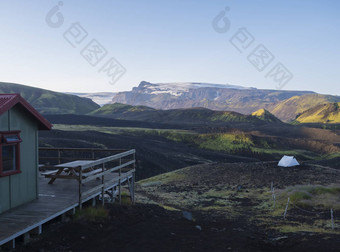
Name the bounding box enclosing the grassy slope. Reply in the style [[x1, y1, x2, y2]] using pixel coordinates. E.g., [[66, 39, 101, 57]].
[[89, 103, 268, 124], [0, 82, 100, 114], [295, 102, 340, 124], [270, 94, 340, 122], [53, 123, 340, 161], [252, 108, 281, 123]]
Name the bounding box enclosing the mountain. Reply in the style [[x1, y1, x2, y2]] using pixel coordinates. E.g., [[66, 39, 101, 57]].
[[251, 109, 281, 123], [66, 92, 117, 106], [89, 103, 277, 125], [0, 82, 100, 114], [110, 81, 314, 116], [295, 102, 340, 124], [270, 94, 340, 122]]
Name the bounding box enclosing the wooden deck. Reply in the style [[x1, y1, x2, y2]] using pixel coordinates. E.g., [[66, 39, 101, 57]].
[[0, 170, 133, 247]]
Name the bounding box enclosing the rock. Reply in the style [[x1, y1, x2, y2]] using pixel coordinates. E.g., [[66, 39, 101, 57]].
[[182, 211, 193, 221], [271, 236, 288, 241]]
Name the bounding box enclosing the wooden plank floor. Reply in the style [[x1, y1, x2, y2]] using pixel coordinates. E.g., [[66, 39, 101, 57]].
[[0, 172, 126, 246]]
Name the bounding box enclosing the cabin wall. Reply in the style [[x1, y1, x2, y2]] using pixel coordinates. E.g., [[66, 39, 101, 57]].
[[0, 105, 39, 214], [0, 111, 10, 213]]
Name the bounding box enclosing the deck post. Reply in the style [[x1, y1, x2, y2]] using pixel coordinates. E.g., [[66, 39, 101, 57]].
[[57, 149, 61, 164], [133, 152, 136, 205], [23, 232, 30, 245], [30, 225, 42, 235], [119, 158, 122, 205], [79, 165, 83, 210], [101, 162, 105, 206]]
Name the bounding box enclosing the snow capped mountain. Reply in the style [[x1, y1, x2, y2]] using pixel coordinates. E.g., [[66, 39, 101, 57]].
[[111, 81, 315, 117], [137, 81, 252, 96]]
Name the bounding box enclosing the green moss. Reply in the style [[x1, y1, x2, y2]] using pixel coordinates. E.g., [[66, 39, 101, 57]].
[[278, 224, 340, 234], [196, 133, 254, 152], [120, 192, 132, 205], [276, 185, 340, 211], [139, 171, 186, 185], [75, 207, 108, 221], [290, 191, 312, 202], [308, 186, 340, 195]]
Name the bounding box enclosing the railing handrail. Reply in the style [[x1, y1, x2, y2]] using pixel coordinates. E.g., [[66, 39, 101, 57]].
[[74, 149, 136, 208], [39, 147, 132, 165], [80, 149, 135, 170], [39, 147, 128, 152], [82, 160, 135, 184], [39, 147, 136, 208]]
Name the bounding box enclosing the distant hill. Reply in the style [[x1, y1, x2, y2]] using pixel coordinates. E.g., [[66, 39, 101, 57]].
[[110, 81, 314, 116], [89, 103, 155, 118], [89, 103, 280, 125], [295, 102, 340, 124], [270, 94, 340, 122], [252, 109, 281, 123], [0, 82, 100, 114]]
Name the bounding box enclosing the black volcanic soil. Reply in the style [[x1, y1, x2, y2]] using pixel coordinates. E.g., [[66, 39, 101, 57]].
[[13, 162, 340, 252], [39, 130, 257, 180], [14, 203, 340, 252]]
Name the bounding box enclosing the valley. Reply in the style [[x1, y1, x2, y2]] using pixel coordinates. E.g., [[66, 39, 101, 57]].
[[2, 81, 340, 251], [41, 110, 340, 180]]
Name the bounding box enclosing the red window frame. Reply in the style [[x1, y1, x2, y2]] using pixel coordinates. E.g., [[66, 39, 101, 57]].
[[0, 131, 22, 177]]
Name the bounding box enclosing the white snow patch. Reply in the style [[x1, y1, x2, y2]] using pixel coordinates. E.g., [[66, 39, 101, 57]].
[[142, 82, 252, 96]]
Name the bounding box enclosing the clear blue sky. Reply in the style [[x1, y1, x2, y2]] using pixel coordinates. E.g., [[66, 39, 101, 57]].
[[0, 0, 339, 95]]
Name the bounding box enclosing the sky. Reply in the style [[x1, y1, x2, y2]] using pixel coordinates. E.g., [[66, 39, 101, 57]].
[[0, 0, 339, 95]]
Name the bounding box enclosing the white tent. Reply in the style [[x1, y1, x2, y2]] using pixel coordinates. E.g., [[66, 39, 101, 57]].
[[278, 155, 300, 167]]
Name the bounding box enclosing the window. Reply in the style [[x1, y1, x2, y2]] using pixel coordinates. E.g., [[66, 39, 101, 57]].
[[0, 131, 21, 176]]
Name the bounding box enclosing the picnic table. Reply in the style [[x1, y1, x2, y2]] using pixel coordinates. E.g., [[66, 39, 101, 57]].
[[43, 160, 101, 184]]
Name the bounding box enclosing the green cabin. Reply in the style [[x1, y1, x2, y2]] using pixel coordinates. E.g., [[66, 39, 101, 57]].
[[0, 94, 51, 214]]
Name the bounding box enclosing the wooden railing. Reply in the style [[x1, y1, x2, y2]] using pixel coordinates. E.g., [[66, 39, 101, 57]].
[[39, 147, 128, 166], [78, 149, 136, 208], [39, 148, 136, 208]]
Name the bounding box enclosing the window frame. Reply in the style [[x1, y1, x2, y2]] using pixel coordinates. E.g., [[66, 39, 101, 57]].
[[0, 131, 21, 177]]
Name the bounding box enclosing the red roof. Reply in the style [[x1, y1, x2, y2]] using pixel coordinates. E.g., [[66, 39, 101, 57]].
[[0, 94, 52, 130]]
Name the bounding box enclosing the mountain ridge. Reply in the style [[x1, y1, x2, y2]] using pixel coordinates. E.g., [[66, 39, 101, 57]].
[[0, 82, 100, 114], [270, 94, 340, 122], [295, 102, 340, 124], [110, 81, 315, 120], [89, 103, 281, 125], [252, 108, 281, 123]]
